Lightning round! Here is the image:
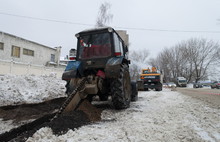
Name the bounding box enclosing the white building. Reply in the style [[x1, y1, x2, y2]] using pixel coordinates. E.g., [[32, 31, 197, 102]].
[[0, 31, 61, 66], [0, 31, 65, 77], [116, 30, 129, 47]]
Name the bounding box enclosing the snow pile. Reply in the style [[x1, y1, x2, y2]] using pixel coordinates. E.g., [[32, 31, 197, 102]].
[[26, 89, 220, 142], [187, 83, 193, 88], [0, 74, 66, 107]]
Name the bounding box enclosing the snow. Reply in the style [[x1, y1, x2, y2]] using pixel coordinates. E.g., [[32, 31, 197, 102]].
[[0, 74, 219, 141], [26, 89, 220, 142], [0, 74, 66, 107], [0, 118, 34, 134], [0, 119, 16, 134]]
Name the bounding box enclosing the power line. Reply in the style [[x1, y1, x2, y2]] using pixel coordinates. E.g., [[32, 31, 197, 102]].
[[0, 12, 94, 27], [1, 12, 220, 34], [114, 26, 220, 33]]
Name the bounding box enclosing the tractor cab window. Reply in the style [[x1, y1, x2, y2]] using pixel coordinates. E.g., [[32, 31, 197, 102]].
[[78, 32, 112, 59], [113, 33, 124, 56]]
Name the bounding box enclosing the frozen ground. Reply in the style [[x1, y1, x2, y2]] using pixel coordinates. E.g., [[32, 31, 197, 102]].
[[27, 89, 220, 142], [0, 74, 66, 107]]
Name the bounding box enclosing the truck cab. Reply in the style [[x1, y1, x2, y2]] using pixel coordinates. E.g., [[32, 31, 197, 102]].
[[176, 77, 187, 87], [138, 67, 163, 91]]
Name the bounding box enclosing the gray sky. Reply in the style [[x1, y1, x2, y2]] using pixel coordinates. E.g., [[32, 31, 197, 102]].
[[0, 0, 219, 58]]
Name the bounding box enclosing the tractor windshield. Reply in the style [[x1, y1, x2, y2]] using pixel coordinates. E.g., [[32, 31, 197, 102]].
[[78, 32, 112, 59]]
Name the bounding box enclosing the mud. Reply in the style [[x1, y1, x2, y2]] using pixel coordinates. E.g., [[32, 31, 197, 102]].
[[0, 97, 66, 122], [46, 110, 90, 135], [77, 100, 102, 122], [0, 98, 103, 141]]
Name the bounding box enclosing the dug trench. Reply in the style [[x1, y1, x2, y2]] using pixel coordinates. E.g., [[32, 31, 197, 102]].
[[0, 97, 103, 142]]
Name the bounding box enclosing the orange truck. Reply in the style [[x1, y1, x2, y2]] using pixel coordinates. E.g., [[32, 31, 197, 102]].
[[137, 67, 163, 91]]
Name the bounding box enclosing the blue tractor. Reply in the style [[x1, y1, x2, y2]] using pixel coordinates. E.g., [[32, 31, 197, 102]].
[[62, 27, 138, 110]]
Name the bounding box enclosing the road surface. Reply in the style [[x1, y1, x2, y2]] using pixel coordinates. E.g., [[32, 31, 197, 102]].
[[177, 87, 220, 109]]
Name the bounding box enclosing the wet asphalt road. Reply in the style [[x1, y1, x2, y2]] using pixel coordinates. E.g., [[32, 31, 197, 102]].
[[177, 87, 220, 108]]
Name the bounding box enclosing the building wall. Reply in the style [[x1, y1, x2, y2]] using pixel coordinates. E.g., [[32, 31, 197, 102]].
[[116, 30, 129, 47], [0, 59, 64, 78], [0, 32, 61, 66]]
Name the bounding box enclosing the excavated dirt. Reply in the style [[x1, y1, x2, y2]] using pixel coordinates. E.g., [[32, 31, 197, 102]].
[[0, 97, 66, 122], [45, 110, 90, 135], [0, 98, 103, 142], [44, 99, 102, 135], [77, 100, 102, 122]]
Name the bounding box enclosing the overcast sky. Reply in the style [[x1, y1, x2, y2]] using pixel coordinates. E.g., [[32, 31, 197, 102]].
[[0, 0, 219, 58]]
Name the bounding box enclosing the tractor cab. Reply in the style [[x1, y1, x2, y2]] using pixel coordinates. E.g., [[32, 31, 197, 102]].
[[62, 27, 137, 110], [75, 27, 128, 61]]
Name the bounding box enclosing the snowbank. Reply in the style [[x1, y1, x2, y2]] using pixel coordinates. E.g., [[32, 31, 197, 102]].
[[0, 74, 66, 107]]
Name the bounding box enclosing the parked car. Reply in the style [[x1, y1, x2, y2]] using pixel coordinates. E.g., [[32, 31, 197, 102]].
[[163, 83, 168, 88], [211, 81, 220, 89], [193, 82, 203, 88], [167, 82, 177, 88]]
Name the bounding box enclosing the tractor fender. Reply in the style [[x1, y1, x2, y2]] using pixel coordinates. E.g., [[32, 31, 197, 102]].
[[62, 61, 82, 80], [105, 57, 129, 78]]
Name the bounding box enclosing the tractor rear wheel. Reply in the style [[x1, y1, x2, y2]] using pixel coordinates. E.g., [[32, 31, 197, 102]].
[[111, 64, 131, 109]]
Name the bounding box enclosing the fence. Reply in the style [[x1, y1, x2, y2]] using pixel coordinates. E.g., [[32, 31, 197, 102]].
[[0, 59, 65, 78]]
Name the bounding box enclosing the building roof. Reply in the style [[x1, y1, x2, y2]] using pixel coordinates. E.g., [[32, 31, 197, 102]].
[[0, 31, 56, 50]]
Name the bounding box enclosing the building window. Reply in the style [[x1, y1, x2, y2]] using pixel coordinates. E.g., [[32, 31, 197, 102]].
[[11, 46, 20, 58], [23, 48, 34, 56], [51, 54, 55, 62], [0, 42, 3, 50]]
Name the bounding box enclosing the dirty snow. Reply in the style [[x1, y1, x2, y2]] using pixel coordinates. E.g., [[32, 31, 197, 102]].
[[27, 89, 220, 142], [0, 118, 34, 134], [0, 118, 16, 134], [0, 74, 66, 107]]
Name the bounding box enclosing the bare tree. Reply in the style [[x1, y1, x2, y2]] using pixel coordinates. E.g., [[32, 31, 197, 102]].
[[129, 49, 149, 80], [152, 38, 220, 83], [96, 2, 113, 27], [182, 38, 219, 82]]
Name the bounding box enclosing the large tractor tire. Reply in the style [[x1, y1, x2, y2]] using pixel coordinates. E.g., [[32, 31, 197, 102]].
[[111, 64, 131, 109], [131, 81, 138, 102]]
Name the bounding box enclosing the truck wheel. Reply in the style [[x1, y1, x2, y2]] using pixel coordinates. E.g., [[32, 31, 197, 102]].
[[131, 81, 138, 102], [144, 88, 148, 91], [111, 64, 131, 109], [156, 87, 162, 91]]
